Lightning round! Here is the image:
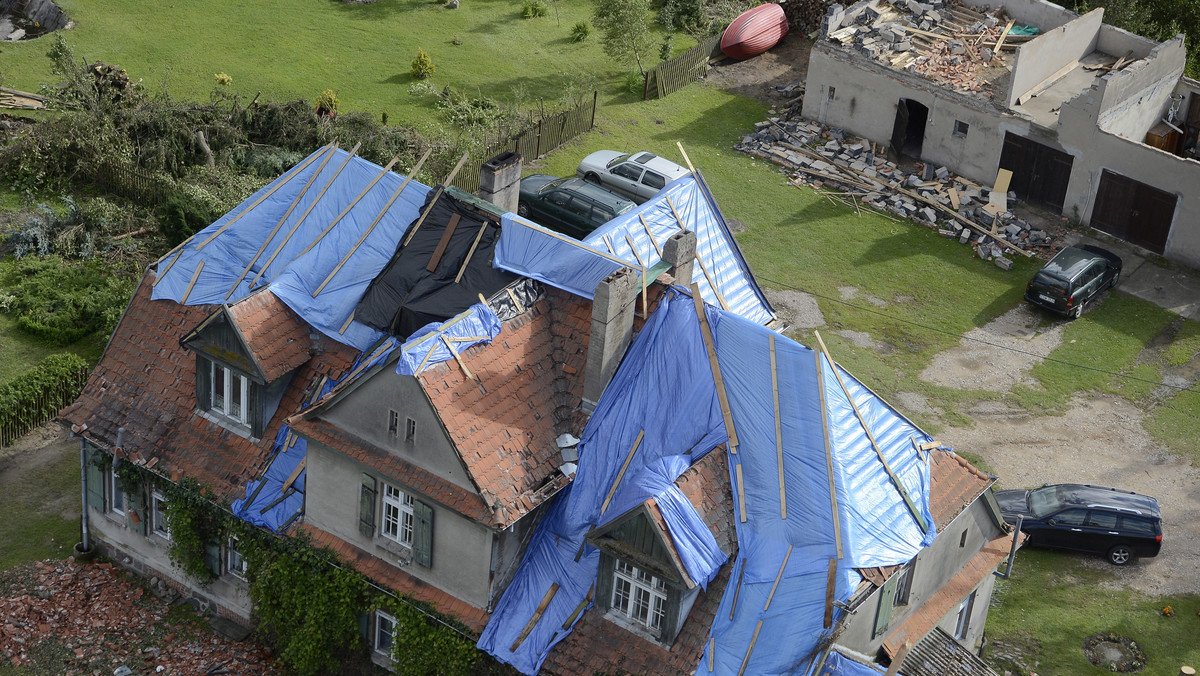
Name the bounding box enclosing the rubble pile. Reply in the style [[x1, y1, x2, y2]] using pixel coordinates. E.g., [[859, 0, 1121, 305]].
[[0, 559, 279, 674], [824, 0, 1038, 96], [737, 117, 1061, 267]]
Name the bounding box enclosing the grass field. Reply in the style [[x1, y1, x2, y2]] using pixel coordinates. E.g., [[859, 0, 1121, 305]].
[[0, 440, 79, 569]]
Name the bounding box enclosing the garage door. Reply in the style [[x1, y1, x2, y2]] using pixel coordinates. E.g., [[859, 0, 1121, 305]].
[[1090, 170, 1176, 255], [997, 132, 1074, 213]]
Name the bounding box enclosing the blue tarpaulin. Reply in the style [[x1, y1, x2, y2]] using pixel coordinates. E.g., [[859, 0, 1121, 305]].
[[479, 288, 936, 675], [396, 304, 503, 376], [819, 651, 895, 676], [152, 145, 432, 351], [494, 176, 775, 325]]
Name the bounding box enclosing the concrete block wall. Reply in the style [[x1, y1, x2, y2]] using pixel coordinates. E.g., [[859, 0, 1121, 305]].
[[1006, 9, 1103, 107]]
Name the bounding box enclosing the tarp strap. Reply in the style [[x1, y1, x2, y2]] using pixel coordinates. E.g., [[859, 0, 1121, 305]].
[[427, 213, 462, 273], [441, 335, 475, 381], [560, 584, 593, 630], [231, 142, 340, 300], [824, 558, 838, 628], [815, 330, 929, 534], [729, 558, 745, 620], [293, 157, 399, 261], [249, 142, 363, 289], [690, 283, 739, 452], [737, 545, 793, 676], [153, 235, 194, 287], [195, 142, 332, 252], [510, 583, 559, 652], [180, 261, 204, 304], [599, 429, 644, 517], [816, 345, 844, 559], [639, 214, 664, 256], [456, 222, 492, 284], [770, 334, 786, 520]]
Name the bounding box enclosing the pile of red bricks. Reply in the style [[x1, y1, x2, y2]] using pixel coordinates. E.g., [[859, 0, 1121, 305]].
[[0, 559, 279, 675]]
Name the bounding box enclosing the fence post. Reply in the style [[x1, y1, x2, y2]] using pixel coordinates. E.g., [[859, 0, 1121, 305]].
[[535, 120, 543, 159], [591, 90, 598, 129]]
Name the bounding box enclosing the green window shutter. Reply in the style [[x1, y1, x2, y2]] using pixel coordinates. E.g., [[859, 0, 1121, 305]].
[[359, 474, 377, 538], [127, 485, 147, 536], [413, 500, 434, 568], [661, 584, 682, 642], [196, 356, 211, 412], [594, 552, 614, 613], [204, 540, 222, 577], [357, 611, 370, 642], [249, 381, 265, 438], [86, 449, 106, 510], [873, 574, 899, 638]]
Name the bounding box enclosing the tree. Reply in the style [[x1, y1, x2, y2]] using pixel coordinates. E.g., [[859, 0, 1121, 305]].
[[593, 0, 655, 76]]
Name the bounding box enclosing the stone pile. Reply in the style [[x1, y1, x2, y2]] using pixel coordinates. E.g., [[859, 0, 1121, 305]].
[[823, 0, 1037, 97], [737, 117, 1061, 267]]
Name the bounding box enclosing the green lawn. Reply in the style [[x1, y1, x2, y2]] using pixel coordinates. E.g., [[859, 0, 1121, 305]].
[[986, 548, 1200, 673], [2, 0, 652, 129], [0, 443, 80, 569]]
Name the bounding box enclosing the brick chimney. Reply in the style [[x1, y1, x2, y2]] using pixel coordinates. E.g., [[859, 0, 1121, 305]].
[[478, 151, 523, 213], [582, 267, 639, 413], [661, 229, 697, 287]]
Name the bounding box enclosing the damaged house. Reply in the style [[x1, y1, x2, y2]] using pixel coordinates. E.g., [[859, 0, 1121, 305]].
[[63, 143, 1015, 674], [805, 0, 1200, 267]]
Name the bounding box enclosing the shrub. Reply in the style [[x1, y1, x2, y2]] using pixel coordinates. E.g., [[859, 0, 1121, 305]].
[[521, 0, 548, 18], [410, 48, 436, 79], [625, 70, 646, 95], [0, 352, 90, 446], [0, 256, 136, 346], [315, 88, 339, 117], [570, 20, 591, 41], [158, 192, 215, 248]]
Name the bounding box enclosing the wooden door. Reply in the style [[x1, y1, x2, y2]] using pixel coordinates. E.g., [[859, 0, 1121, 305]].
[[1090, 170, 1176, 254], [997, 132, 1074, 212]]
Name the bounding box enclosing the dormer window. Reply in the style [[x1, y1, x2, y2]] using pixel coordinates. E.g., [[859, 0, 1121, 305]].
[[612, 561, 668, 631], [209, 361, 250, 425]]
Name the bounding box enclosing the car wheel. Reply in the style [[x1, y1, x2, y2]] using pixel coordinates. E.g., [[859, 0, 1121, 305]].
[[1071, 300, 1085, 319], [517, 202, 530, 218], [1107, 544, 1134, 566], [1110, 270, 1120, 289], [583, 172, 601, 185]]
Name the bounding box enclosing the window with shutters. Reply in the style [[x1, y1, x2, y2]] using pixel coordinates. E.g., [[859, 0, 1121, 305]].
[[382, 485, 415, 547], [374, 610, 396, 655], [360, 473, 434, 568], [195, 355, 271, 438], [109, 465, 125, 515], [611, 561, 668, 631], [151, 490, 170, 540]]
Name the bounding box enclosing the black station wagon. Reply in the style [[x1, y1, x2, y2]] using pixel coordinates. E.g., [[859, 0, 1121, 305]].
[[516, 175, 635, 240], [1025, 244, 1122, 318], [994, 484, 1162, 565]]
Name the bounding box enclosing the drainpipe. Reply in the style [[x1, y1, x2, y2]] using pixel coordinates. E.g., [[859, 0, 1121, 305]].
[[994, 515, 1023, 579], [79, 435, 90, 551]]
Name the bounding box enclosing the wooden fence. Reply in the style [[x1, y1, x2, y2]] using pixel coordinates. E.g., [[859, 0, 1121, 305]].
[[644, 35, 724, 100], [450, 91, 599, 194], [92, 162, 171, 206], [0, 369, 90, 447]]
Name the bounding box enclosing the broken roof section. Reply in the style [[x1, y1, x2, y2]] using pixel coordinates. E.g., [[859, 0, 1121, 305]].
[[494, 174, 776, 326], [479, 288, 935, 674]]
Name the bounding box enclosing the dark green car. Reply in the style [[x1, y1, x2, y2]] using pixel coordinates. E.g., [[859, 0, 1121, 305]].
[[1024, 244, 1122, 318], [516, 175, 635, 239]]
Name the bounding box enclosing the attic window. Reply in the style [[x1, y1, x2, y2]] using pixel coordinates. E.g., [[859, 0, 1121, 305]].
[[959, 530, 968, 548], [828, 86, 836, 100], [388, 410, 400, 440], [612, 561, 668, 631], [405, 417, 416, 442], [209, 361, 248, 425]]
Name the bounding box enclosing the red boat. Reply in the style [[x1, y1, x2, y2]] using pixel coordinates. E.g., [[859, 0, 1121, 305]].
[[720, 3, 789, 60]]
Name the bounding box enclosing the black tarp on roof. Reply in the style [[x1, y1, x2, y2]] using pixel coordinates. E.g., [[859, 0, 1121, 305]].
[[355, 187, 518, 339]]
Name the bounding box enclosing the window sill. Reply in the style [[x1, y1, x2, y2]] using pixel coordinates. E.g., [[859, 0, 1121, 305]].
[[373, 537, 413, 566], [194, 409, 258, 443], [600, 609, 669, 647]]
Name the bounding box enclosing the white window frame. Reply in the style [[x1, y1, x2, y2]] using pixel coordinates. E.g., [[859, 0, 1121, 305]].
[[210, 361, 249, 425], [611, 560, 668, 631], [150, 489, 170, 540], [953, 592, 975, 639], [109, 465, 125, 515], [227, 537, 248, 580], [374, 610, 396, 655], [381, 484, 415, 547]]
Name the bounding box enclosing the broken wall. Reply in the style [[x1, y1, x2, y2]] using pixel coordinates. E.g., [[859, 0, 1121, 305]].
[[1007, 8, 1103, 107], [804, 43, 1028, 184], [961, 0, 1075, 30], [1096, 23, 1159, 62], [304, 439, 496, 609], [1095, 37, 1187, 138]]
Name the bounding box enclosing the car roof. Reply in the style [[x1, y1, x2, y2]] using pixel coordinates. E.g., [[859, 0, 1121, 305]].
[[558, 177, 635, 207], [1040, 246, 1106, 281], [1052, 484, 1161, 517], [630, 152, 690, 178]]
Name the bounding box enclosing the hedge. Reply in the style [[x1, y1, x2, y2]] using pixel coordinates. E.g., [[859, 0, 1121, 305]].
[[0, 352, 90, 447]]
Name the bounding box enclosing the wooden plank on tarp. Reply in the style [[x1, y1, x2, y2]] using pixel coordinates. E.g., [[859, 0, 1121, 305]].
[[690, 283, 738, 452], [510, 583, 559, 652]]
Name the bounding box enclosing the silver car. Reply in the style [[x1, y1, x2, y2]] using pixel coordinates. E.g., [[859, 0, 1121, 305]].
[[576, 150, 691, 204]]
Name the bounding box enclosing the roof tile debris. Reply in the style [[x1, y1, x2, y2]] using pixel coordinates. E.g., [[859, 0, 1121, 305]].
[[226, 290, 315, 382], [61, 272, 357, 502], [0, 559, 279, 674]]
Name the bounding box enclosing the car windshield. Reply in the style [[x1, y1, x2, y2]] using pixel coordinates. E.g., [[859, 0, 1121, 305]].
[[605, 154, 631, 169], [1028, 486, 1063, 518], [538, 177, 568, 195]]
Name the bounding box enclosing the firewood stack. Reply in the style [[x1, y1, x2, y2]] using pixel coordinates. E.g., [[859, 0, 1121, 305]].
[[783, 0, 835, 34]]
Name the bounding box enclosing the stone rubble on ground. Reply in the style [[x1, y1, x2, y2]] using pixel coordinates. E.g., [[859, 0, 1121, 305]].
[[737, 113, 1062, 265]]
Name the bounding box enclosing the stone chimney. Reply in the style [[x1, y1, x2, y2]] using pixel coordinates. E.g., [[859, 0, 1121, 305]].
[[478, 150, 523, 213], [661, 229, 697, 287], [582, 267, 639, 413]]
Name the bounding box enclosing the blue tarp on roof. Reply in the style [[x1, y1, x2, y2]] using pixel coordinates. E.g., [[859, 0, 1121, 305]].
[[151, 145, 432, 351], [819, 651, 894, 676], [494, 176, 775, 325], [395, 303, 502, 376], [479, 288, 935, 675]]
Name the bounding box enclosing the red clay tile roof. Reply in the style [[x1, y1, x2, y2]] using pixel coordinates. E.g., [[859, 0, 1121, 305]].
[[882, 530, 1022, 658], [61, 272, 357, 502], [301, 523, 490, 634], [415, 286, 592, 528], [929, 448, 994, 530], [673, 447, 736, 557], [225, 289, 314, 382], [288, 416, 493, 524]]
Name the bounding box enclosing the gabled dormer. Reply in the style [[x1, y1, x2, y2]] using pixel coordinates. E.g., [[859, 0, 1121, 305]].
[[181, 289, 313, 439]]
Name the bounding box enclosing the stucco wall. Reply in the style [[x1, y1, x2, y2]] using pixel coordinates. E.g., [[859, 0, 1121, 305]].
[[837, 498, 1006, 655], [1096, 23, 1159, 60], [321, 369, 473, 491], [304, 440, 494, 608], [1007, 9, 1103, 107], [803, 44, 1028, 185], [1096, 37, 1187, 138], [961, 0, 1077, 30]]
